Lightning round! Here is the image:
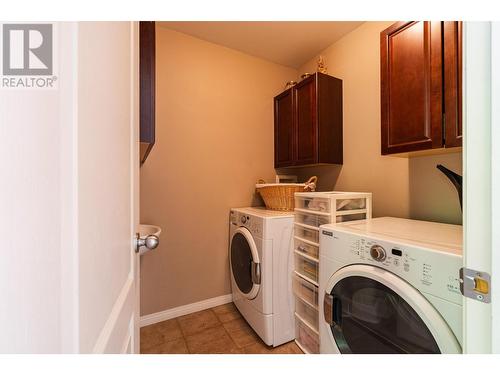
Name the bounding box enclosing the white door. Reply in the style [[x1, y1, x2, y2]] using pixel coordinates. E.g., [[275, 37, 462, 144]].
[[76, 21, 140, 354], [462, 21, 499, 353], [0, 21, 140, 353]]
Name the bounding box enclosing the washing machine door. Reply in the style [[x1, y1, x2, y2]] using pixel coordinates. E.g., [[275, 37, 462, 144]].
[[230, 227, 261, 300], [323, 265, 461, 354]]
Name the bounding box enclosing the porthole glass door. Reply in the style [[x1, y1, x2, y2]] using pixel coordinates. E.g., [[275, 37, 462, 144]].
[[326, 276, 440, 354], [230, 228, 260, 298]]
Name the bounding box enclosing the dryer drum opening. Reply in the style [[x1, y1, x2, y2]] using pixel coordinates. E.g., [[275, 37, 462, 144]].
[[230, 232, 256, 294]]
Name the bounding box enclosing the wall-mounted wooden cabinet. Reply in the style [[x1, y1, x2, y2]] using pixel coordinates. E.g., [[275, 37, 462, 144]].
[[140, 21, 156, 165], [274, 73, 343, 168], [380, 21, 462, 155]]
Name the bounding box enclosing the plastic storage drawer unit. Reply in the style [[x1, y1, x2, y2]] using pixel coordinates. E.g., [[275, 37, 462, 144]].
[[293, 190, 372, 354]]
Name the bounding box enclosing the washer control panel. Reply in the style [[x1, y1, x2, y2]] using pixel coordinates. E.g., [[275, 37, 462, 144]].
[[321, 230, 463, 304], [230, 210, 263, 237]]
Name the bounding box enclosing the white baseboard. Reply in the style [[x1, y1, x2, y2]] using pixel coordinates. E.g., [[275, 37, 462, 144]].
[[139, 294, 233, 327]]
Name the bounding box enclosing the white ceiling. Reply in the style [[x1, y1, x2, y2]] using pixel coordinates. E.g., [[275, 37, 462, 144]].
[[158, 21, 364, 68]]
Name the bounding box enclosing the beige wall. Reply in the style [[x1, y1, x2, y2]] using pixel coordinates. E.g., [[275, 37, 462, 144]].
[[140, 26, 296, 315], [285, 22, 463, 224], [409, 152, 462, 224]]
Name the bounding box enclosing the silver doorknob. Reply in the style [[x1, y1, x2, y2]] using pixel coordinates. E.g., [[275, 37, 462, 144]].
[[135, 233, 159, 253]]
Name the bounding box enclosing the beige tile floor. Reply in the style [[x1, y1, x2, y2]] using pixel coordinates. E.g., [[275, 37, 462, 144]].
[[140, 303, 303, 354]]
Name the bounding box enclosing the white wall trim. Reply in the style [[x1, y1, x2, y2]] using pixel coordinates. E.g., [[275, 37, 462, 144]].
[[139, 294, 233, 327], [118, 316, 133, 354], [92, 277, 134, 353]]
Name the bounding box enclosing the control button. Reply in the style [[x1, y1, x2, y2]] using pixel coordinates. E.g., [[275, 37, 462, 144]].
[[241, 216, 247, 224], [394, 259, 400, 266], [370, 245, 386, 262]]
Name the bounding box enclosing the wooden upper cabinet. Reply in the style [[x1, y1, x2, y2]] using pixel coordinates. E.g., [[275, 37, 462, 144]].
[[274, 89, 295, 168], [274, 73, 343, 168], [380, 21, 462, 155]]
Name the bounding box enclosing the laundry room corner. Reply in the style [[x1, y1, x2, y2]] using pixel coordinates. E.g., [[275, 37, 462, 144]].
[[138, 25, 298, 318]]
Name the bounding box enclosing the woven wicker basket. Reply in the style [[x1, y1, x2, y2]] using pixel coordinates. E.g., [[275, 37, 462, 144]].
[[256, 176, 317, 211]]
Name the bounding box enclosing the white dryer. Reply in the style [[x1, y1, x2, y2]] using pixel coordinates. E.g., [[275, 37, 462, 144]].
[[229, 207, 295, 346], [319, 217, 463, 354]]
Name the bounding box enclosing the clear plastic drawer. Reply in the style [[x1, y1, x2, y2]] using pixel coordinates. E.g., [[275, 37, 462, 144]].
[[295, 297, 319, 331], [295, 196, 330, 213], [295, 212, 330, 228], [293, 274, 318, 308], [295, 318, 319, 354], [336, 198, 367, 211], [295, 253, 319, 284], [336, 213, 367, 222], [294, 225, 319, 244], [294, 238, 319, 259]]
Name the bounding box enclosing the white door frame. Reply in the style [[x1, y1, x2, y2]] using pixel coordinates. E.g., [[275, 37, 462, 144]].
[[462, 21, 499, 353], [491, 21, 500, 353], [130, 21, 141, 354]]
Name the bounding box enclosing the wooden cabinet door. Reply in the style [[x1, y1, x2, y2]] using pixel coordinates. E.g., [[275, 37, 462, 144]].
[[294, 76, 317, 165], [443, 21, 463, 147], [380, 21, 443, 154], [139, 21, 156, 165], [274, 88, 295, 168], [317, 73, 343, 164]]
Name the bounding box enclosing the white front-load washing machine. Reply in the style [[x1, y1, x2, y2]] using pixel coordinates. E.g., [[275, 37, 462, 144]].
[[229, 207, 295, 346], [319, 217, 463, 354]]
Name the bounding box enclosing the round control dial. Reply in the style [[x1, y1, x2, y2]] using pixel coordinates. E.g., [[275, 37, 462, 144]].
[[370, 245, 387, 262], [240, 216, 247, 224]]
